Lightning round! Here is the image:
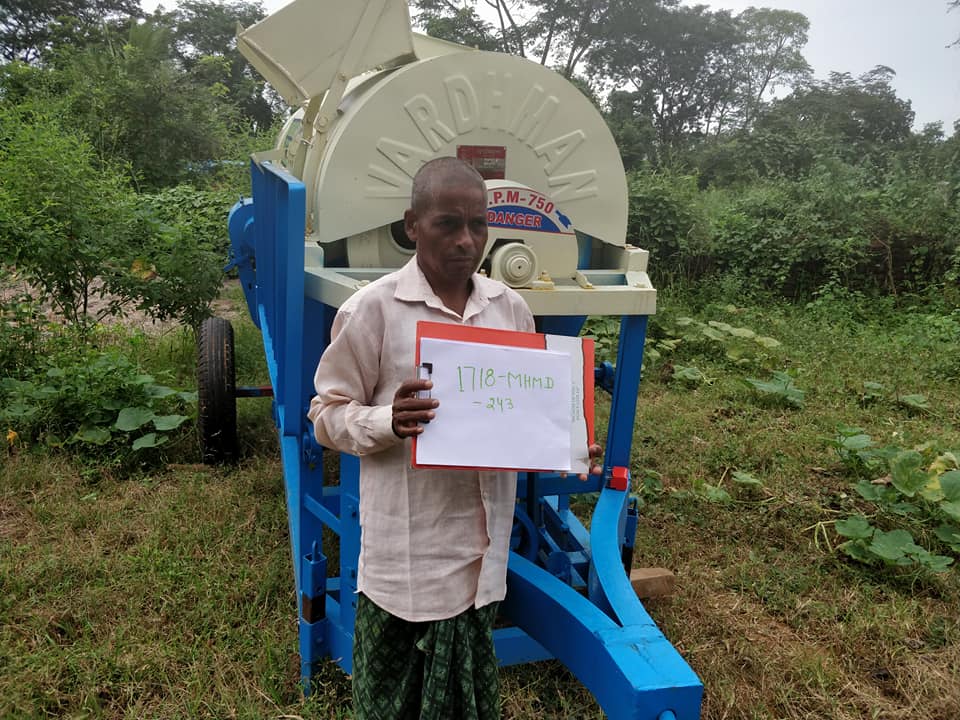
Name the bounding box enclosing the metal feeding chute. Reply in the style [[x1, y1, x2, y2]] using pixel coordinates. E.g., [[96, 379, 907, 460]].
[[236, 0, 415, 108]]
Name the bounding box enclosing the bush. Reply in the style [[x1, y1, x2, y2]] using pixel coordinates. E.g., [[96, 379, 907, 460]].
[[0, 102, 136, 327], [0, 102, 224, 330], [703, 159, 960, 298], [140, 185, 237, 260], [626, 171, 711, 285], [0, 269, 54, 378], [1, 337, 196, 467]]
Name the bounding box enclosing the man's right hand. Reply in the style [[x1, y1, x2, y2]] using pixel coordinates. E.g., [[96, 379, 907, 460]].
[[391, 379, 438, 438]]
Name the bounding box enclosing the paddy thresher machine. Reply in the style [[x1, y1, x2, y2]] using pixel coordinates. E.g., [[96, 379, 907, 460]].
[[197, 1, 703, 717]]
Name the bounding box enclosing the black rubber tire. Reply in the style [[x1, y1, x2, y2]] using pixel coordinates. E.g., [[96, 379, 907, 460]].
[[197, 316, 238, 464]]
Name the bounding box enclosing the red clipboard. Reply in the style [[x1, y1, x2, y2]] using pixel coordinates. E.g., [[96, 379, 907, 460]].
[[412, 320, 595, 472]]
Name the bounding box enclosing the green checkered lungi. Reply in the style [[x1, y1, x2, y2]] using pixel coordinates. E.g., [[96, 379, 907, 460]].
[[352, 593, 501, 720]]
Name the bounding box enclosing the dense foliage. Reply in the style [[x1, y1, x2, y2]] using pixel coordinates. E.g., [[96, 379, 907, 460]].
[[416, 2, 960, 298], [0, 0, 958, 470]]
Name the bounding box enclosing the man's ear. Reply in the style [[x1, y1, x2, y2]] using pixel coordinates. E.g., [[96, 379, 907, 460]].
[[403, 208, 417, 243]]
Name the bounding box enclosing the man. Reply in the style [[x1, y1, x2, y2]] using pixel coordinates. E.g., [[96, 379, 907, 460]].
[[308, 157, 599, 719]]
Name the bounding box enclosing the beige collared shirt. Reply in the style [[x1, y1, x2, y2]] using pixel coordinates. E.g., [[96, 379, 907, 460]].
[[307, 258, 535, 622]]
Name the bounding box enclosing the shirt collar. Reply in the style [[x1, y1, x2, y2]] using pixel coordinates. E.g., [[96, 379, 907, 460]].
[[394, 257, 507, 321]]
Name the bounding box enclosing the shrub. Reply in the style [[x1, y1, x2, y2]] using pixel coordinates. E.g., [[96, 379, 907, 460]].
[[0, 102, 136, 328], [140, 185, 237, 260], [1, 339, 196, 467], [0, 269, 53, 378], [0, 102, 224, 330], [626, 171, 711, 285], [704, 158, 960, 299]]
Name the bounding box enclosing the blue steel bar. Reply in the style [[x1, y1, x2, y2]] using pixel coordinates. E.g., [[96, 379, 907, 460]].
[[504, 554, 702, 720]]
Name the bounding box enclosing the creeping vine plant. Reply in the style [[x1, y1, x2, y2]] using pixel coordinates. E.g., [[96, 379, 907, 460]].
[[830, 426, 960, 572]]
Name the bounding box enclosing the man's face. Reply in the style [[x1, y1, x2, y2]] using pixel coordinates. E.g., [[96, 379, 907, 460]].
[[405, 181, 488, 292]]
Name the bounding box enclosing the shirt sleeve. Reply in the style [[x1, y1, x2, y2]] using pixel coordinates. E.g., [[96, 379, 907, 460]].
[[511, 290, 536, 333], [307, 307, 403, 456]]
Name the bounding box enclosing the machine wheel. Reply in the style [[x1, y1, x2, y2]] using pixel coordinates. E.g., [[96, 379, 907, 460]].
[[197, 316, 238, 464]]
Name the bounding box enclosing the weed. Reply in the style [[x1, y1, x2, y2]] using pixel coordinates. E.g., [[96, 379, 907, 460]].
[[829, 428, 960, 572], [743, 370, 805, 408]]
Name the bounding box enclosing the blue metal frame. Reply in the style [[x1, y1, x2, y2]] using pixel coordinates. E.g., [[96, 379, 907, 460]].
[[231, 160, 703, 719]]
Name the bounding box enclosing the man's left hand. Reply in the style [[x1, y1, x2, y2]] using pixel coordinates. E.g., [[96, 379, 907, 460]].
[[582, 443, 604, 481], [559, 443, 604, 481]]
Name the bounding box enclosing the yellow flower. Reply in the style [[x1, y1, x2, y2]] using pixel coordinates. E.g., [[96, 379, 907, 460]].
[[6, 428, 18, 446]]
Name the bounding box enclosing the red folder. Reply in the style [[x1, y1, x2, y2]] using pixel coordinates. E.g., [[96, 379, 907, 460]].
[[412, 320, 594, 472]]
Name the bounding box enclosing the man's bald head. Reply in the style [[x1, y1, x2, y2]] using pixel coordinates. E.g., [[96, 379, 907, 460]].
[[410, 157, 486, 214]]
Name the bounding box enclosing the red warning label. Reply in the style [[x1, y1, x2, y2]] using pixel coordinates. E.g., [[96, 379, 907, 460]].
[[457, 145, 506, 180]]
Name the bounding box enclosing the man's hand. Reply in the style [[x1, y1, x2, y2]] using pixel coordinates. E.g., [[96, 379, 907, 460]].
[[560, 443, 605, 481], [391, 379, 438, 438], [580, 443, 604, 481]]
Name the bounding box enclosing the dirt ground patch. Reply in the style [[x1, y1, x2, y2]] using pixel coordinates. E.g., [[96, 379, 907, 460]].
[[683, 586, 960, 720], [0, 497, 35, 544], [1, 272, 242, 334]]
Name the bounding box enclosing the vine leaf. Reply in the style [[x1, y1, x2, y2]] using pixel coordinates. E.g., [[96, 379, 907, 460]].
[[868, 529, 923, 562], [889, 450, 930, 497], [133, 433, 168, 450], [920, 554, 954, 572], [73, 426, 112, 445], [115, 406, 156, 432], [835, 515, 873, 539], [146, 385, 177, 399], [935, 525, 960, 552], [732, 471, 763, 488], [940, 470, 960, 502], [744, 371, 805, 408], [898, 394, 930, 412], [700, 326, 726, 342], [940, 501, 960, 523], [152, 414, 189, 431], [840, 540, 875, 563]]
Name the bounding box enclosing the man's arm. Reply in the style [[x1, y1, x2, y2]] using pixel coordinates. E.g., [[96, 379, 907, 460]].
[[308, 310, 404, 456]]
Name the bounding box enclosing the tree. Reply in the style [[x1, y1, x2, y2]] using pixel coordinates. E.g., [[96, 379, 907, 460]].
[[412, 0, 501, 50], [523, 0, 663, 79], [0, 101, 224, 330], [951, 0, 960, 46], [592, 4, 743, 145], [604, 90, 659, 169], [42, 22, 236, 188], [0, 101, 144, 327], [0, 0, 140, 63], [154, 0, 276, 133], [759, 66, 915, 162], [410, 0, 665, 79], [733, 7, 811, 127]]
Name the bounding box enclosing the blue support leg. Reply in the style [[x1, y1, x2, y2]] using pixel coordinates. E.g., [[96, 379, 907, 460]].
[[606, 315, 648, 472], [504, 554, 702, 720], [299, 541, 328, 687]]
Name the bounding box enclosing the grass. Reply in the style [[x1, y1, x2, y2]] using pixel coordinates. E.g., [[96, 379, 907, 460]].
[[2, 285, 959, 719]]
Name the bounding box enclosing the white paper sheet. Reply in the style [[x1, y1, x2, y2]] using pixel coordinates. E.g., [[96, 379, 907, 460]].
[[416, 337, 572, 471], [544, 334, 590, 475]]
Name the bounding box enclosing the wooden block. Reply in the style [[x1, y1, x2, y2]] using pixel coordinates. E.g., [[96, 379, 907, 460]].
[[629, 568, 676, 599]]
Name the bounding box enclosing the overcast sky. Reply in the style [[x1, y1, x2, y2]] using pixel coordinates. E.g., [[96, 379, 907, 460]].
[[694, 0, 960, 131], [146, 0, 960, 131]]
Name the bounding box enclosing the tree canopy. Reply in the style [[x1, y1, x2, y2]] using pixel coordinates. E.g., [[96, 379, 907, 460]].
[[0, 0, 140, 63], [0, 0, 957, 320]]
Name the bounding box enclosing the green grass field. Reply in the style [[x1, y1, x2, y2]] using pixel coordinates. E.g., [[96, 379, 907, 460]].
[[2, 287, 959, 719]]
